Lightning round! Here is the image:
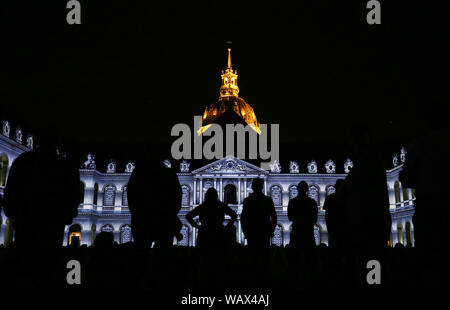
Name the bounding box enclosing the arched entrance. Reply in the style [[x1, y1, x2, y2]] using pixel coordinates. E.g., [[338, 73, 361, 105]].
[[224, 184, 237, 205], [68, 224, 82, 246]]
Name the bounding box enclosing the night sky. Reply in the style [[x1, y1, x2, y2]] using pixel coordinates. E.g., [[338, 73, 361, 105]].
[[1, 1, 449, 164]]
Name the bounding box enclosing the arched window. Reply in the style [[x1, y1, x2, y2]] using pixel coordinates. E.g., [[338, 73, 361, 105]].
[[271, 225, 284, 246], [326, 185, 336, 196], [177, 225, 189, 246], [68, 224, 82, 246], [120, 224, 132, 244], [79, 182, 85, 205], [405, 222, 412, 245], [93, 183, 99, 205], [101, 224, 114, 233], [397, 223, 404, 245], [288, 185, 298, 199], [0, 154, 8, 187], [103, 185, 116, 206], [403, 187, 409, 202], [122, 186, 128, 206], [181, 185, 190, 206], [308, 185, 319, 204], [224, 184, 237, 205], [271, 185, 282, 206], [314, 225, 321, 245], [394, 181, 401, 204]]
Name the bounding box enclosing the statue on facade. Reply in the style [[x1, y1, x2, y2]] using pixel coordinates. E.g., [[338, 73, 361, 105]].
[[82, 154, 96, 169], [289, 161, 299, 173]]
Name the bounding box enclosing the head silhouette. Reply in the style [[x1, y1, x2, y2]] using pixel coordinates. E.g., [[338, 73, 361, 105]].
[[297, 181, 309, 195], [205, 188, 218, 202], [251, 178, 264, 193]]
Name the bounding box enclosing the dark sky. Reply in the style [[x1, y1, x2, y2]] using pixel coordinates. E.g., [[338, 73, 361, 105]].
[[1, 1, 449, 162]]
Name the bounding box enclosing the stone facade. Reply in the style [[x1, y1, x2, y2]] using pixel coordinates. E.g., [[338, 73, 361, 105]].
[[0, 123, 415, 247]]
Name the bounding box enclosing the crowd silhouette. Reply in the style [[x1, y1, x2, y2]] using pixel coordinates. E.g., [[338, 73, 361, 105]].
[[0, 123, 449, 290]]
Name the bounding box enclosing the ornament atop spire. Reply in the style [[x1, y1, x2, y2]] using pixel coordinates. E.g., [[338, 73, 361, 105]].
[[220, 44, 239, 98], [227, 47, 232, 69]]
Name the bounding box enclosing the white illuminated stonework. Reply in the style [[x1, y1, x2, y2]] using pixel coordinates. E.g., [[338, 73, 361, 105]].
[[180, 160, 190, 172], [344, 158, 353, 174], [125, 162, 135, 173], [307, 161, 318, 174], [289, 161, 299, 173], [393, 153, 399, 167], [2, 121, 10, 138], [82, 154, 96, 169], [0, 127, 416, 248], [15, 128, 22, 144], [400, 147, 407, 163], [270, 160, 281, 173], [325, 159, 336, 173], [107, 160, 116, 173], [26, 135, 33, 150]]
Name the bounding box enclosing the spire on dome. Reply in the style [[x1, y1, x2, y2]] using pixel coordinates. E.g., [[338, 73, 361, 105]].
[[220, 47, 239, 97]]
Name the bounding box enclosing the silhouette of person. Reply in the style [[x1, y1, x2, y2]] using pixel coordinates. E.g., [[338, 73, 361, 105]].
[[400, 119, 450, 250], [127, 155, 183, 248], [241, 178, 277, 248], [342, 124, 391, 252], [186, 188, 237, 248], [3, 144, 81, 249], [94, 231, 115, 249], [323, 179, 345, 249], [288, 181, 318, 249]]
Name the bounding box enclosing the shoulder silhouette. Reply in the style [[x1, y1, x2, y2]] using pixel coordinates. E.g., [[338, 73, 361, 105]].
[[3, 146, 81, 248], [323, 179, 345, 249], [343, 124, 391, 252], [186, 188, 237, 248], [241, 178, 277, 248], [288, 181, 318, 249], [127, 155, 182, 248]]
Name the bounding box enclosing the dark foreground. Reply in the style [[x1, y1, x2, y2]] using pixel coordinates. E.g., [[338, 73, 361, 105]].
[[1, 243, 448, 292]]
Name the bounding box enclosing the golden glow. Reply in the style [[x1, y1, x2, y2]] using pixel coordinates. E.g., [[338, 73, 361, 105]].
[[197, 124, 212, 135], [219, 48, 240, 98], [69, 232, 81, 245], [198, 47, 261, 135]]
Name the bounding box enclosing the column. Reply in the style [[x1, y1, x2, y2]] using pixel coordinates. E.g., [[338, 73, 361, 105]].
[[238, 178, 241, 204], [193, 178, 197, 205], [388, 185, 396, 208], [220, 178, 223, 201], [199, 178, 203, 204], [192, 228, 197, 247], [214, 178, 217, 191], [244, 178, 247, 199], [238, 219, 242, 244], [391, 225, 398, 246], [319, 190, 326, 209], [403, 222, 408, 245], [264, 179, 267, 195]]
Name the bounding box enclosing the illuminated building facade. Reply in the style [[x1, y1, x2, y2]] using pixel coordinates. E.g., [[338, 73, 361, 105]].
[[0, 50, 415, 247], [0, 125, 415, 247]]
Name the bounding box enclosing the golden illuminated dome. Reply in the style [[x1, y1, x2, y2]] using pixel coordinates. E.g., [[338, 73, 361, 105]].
[[198, 48, 260, 135]]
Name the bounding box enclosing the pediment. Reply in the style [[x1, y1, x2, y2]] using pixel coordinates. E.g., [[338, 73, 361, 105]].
[[192, 156, 268, 175]]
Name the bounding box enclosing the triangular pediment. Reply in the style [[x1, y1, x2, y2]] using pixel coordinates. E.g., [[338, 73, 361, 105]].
[[192, 156, 268, 175]]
